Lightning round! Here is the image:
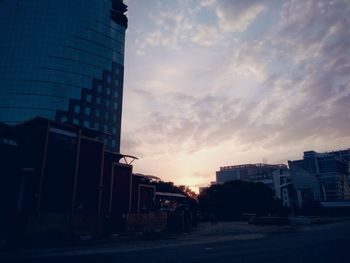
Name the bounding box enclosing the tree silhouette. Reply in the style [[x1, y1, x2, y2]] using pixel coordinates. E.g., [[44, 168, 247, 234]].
[[198, 180, 286, 220]]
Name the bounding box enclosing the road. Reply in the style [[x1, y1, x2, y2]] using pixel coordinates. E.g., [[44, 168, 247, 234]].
[[2, 221, 350, 263]]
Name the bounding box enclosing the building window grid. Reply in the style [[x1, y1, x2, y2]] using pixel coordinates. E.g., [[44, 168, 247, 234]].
[[84, 107, 91, 115], [107, 75, 112, 84], [0, 1, 125, 154], [74, 105, 80, 113]]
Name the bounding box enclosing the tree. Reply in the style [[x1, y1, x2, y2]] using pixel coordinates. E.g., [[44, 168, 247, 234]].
[[198, 180, 286, 220]]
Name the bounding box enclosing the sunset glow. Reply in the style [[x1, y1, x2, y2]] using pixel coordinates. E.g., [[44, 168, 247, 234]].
[[122, 0, 350, 191]]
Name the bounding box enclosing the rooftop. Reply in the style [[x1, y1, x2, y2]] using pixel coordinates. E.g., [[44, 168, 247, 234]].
[[220, 163, 288, 171]]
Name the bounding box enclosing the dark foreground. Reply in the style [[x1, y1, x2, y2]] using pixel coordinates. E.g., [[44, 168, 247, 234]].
[[2, 221, 350, 263]]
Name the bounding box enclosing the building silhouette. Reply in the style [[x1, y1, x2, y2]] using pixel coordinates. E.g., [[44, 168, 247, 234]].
[[0, 0, 127, 151]]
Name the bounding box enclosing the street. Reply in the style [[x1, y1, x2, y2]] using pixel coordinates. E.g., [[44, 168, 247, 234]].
[[2, 221, 350, 263]]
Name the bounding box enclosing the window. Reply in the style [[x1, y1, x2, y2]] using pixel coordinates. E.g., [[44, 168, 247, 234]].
[[96, 97, 101, 104], [97, 85, 102, 92], [113, 115, 117, 122], [94, 123, 100, 129], [95, 109, 100, 118], [106, 100, 110, 107], [61, 117, 67, 123], [111, 139, 116, 148], [73, 118, 79, 125], [113, 102, 118, 109], [105, 112, 109, 120], [114, 91, 118, 98], [107, 75, 112, 84], [85, 107, 91, 115], [74, 105, 80, 113], [115, 79, 119, 86], [86, 94, 92, 102], [104, 125, 108, 132], [106, 88, 111, 95], [84, 120, 89, 127], [112, 127, 117, 135]]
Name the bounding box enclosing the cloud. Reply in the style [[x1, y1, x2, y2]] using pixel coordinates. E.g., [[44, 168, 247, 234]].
[[199, 0, 217, 7], [123, 0, 350, 186], [135, 0, 267, 54], [143, 31, 162, 47], [123, 93, 250, 157], [135, 2, 197, 53], [201, 0, 267, 32], [275, 0, 350, 102], [191, 25, 220, 47], [229, 40, 267, 82]]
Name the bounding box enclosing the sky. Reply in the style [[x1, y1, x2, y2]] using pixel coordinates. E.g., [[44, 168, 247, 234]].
[[121, 0, 350, 191]]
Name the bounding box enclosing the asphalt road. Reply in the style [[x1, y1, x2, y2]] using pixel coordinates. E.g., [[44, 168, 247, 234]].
[[2, 221, 350, 263]]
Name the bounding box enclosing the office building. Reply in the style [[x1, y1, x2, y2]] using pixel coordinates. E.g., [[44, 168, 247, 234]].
[[0, 0, 127, 151], [289, 150, 350, 207], [216, 163, 292, 206]]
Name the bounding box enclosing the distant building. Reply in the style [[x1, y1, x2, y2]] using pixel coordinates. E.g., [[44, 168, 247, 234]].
[[289, 150, 350, 207], [216, 163, 292, 206]]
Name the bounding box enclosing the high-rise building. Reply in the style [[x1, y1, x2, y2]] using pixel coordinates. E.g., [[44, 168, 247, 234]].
[[0, 0, 127, 151]]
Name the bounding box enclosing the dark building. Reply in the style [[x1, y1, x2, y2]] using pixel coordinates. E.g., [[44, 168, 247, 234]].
[[0, 0, 127, 151], [289, 150, 350, 207], [0, 117, 135, 240]]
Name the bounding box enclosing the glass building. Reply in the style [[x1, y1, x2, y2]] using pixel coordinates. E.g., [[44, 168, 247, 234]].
[[289, 150, 350, 206], [0, 0, 127, 152]]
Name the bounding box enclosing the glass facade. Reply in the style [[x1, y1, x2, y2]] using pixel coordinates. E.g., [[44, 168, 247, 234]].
[[0, 0, 127, 152], [290, 150, 350, 203]]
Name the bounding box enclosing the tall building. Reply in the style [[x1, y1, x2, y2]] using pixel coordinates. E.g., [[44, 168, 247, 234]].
[[289, 150, 350, 207], [0, 0, 127, 151]]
